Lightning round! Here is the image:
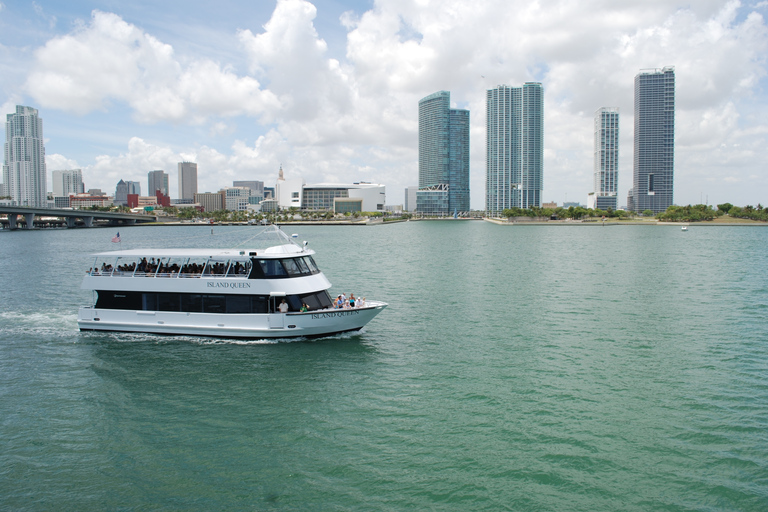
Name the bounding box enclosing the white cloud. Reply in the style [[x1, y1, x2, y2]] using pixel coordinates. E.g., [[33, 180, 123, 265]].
[[14, 0, 768, 207], [26, 10, 279, 124]]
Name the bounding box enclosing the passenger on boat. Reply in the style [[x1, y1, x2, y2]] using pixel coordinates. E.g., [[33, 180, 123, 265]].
[[300, 303, 308, 312], [278, 299, 289, 313], [349, 294, 355, 308]]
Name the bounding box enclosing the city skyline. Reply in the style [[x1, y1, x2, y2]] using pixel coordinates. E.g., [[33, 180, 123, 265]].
[[1, 1, 767, 208]]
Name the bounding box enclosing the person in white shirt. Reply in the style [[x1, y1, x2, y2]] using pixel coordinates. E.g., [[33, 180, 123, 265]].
[[278, 299, 289, 313]]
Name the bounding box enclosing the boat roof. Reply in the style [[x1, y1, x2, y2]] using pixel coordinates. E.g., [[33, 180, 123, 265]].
[[90, 245, 313, 258], [90, 225, 314, 258]]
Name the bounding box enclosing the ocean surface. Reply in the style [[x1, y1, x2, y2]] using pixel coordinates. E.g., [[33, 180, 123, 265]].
[[1, 221, 767, 511]]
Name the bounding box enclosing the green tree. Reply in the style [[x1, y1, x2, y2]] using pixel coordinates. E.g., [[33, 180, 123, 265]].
[[717, 203, 734, 214]]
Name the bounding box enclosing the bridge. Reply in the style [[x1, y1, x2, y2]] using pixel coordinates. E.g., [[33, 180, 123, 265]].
[[0, 206, 157, 229]]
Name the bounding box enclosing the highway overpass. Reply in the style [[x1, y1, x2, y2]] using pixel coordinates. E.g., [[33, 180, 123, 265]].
[[0, 206, 157, 229]]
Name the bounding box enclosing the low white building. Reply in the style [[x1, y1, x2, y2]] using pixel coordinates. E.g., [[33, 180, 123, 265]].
[[302, 183, 385, 212]]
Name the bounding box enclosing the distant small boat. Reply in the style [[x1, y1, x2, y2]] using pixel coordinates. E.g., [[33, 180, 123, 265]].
[[681, 226, 688, 231]]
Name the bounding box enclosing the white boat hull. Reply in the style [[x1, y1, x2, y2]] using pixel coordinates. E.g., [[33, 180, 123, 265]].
[[77, 302, 387, 340]]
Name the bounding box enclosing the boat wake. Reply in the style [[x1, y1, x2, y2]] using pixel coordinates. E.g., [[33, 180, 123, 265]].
[[0, 310, 79, 337]]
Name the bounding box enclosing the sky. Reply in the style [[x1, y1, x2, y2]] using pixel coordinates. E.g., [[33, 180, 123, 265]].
[[1, 0, 767, 209]]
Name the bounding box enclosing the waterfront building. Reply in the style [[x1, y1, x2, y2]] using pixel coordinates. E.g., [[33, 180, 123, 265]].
[[234, 180, 264, 205], [195, 192, 224, 212], [486, 83, 543, 215], [417, 91, 470, 216], [404, 186, 418, 212], [52, 169, 84, 197], [222, 186, 251, 211], [302, 183, 385, 212], [126, 195, 158, 209], [115, 180, 141, 206], [590, 107, 619, 210], [3, 105, 47, 207], [148, 170, 169, 196], [276, 165, 304, 209], [630, 67, 675, 213], [70, 193, 112, 209], [178, 162, 198, 201]]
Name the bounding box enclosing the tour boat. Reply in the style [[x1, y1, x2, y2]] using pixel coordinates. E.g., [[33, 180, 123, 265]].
[[77, 226, 387, 339]]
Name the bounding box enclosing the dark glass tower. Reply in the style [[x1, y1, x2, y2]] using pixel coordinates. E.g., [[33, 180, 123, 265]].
[[631, 67, 675, 213], [417, 91, 470, 215]]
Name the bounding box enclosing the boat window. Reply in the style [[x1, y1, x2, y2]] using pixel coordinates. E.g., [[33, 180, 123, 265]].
[[180, 258, 207, 277], [282, 258, 302, 276], [92, 291, 333, 314], [258, 259, 287, 277], [203, 295, 226, 313], [113, 257, 140, 276], [95, 291, 142, 309], [157, 257, 185, 277], [181, 294, 203, 312], [203, 260, 230, 277], [158, 293, 181, 311], [295, 257, 310, 274], [226, 259, 251, 277], [92, 258, 117, 276], [142, 293, 156, 311], [303, 256, 320, 274], [251, 296, 269, 314], [296, 290, 333, 310], [226, 295, 250, 313]]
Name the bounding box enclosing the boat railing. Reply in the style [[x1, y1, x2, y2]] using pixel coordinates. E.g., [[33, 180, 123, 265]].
[[86, 270, 248, 278]]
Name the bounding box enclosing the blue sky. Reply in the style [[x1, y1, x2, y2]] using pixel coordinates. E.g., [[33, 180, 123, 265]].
[[2, 0, 767, 208]]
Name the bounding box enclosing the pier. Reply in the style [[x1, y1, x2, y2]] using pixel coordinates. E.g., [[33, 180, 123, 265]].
[[0, 206, 157, 230]]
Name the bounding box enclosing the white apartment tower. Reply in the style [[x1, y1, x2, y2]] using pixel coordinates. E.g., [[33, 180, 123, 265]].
[[52, 169, 85, 197], [3, 106, 47, 207], [590, 107, 619, 210]]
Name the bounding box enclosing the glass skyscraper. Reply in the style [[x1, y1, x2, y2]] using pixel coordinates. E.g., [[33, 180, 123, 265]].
[[486, 83, 543, 215], [592, 107, 619, 210], [3, 105, 47, 207], [630, 67, 675, 213], [148, 170, 169, 196], [417, 91, 469, 215]]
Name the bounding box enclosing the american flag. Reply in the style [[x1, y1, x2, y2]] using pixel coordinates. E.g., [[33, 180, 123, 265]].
[[111, 232, 121, 243]]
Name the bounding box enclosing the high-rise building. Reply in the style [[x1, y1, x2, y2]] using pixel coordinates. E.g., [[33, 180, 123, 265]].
[[630, 66, 675, 213], [115, 180, 141, 206], [485, 83, 543, 215], [589, 107, 619, 210], [3, 105, 47, 207], [148, 170, 169, 196], [404, 186, 418, 212], [195, 192, 223, 212], [52, 169, 85, 197], [234, 180, 264, 204], [178, 162, 198, 200], [416, 91, 470, 215]]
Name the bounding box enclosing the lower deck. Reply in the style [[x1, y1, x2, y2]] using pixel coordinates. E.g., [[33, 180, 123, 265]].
[[77, 301, 387, 339]]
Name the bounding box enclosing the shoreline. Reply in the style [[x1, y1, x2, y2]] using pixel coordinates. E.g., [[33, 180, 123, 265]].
[[482, 217, 768, 226]]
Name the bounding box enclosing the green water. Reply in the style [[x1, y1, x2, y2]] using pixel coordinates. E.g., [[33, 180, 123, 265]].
[[1, 222, 767, 510]]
